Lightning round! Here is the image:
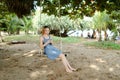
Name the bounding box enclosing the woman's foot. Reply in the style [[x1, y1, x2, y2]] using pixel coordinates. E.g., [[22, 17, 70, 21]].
[[70, 68, 77, 71], [66, 69, 73, 73]]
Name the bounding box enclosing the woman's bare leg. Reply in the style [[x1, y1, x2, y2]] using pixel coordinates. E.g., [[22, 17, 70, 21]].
[[61, 54, 76, 71], [59, 54, 73, 73], [64, 58, 76, 71]]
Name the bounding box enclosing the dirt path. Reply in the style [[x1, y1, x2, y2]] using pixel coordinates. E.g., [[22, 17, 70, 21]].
[[0, 42, 120, 80]]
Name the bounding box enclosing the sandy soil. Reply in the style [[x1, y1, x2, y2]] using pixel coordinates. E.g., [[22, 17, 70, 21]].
[[0, 40, 120, 80]]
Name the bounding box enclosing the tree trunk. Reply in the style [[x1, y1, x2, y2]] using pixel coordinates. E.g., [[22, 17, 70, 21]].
[[98, 29, 102, 41], [61, 30, 68, 37], [16, 28, 20, 35], [0, 31, 2, 42], [25, 30, 29, 34], [0, 31, 4, 42], [104, 30, 108, 41], [0, 31, 1, 36], [91, 30, 96, 39]]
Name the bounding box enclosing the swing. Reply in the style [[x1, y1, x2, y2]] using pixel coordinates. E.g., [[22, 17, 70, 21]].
[[39, 0, 70, 56]]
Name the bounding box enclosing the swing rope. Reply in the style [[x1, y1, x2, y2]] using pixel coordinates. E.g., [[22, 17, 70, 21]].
[[39, 0, 64, 55], [58, 0, 63, 53], [58, 0, 70, 55]]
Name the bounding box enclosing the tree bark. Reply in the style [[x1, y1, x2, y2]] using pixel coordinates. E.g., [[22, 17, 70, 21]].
[[104, 30, 108, 41], [0, 31, 4, 42], [98, 29, 102, 41], [0, 31, 1, 42], [16, 28, 20, 34], [91, 30, 96, 39]]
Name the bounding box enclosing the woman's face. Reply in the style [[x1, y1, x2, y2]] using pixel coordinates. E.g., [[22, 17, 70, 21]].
[[44, 28, 50, 35]]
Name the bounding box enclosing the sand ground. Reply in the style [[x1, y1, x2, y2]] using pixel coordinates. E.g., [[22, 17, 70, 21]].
[[0, 40, 120, 80]]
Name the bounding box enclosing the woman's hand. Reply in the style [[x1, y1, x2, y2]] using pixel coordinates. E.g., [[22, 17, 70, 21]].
[[46, 40, 51, 44], [46, 40, 52, 44], [49, 39, 53, 44]]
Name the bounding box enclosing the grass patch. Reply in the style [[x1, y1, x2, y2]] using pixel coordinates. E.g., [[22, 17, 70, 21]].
[[52, 36, 82, 43], [4, 35, 82, 43], [85, 41, 120, 50]]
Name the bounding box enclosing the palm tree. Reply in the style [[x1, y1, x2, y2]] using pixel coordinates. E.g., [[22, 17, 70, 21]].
[[22, 16, 32, 34], [92, 10, 111, 41], [6, 14, 23, 35]]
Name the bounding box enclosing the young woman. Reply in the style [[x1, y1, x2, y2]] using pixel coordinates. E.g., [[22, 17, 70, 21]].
[[40, 26, 76, 73]]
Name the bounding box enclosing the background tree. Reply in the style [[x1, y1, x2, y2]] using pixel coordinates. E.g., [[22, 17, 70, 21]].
[[0, 0, 119, 39], [0, 0, 120, 18], [5, 14, 23, 35], [92, 11, 112, 41], [109, 10, 120, 39]]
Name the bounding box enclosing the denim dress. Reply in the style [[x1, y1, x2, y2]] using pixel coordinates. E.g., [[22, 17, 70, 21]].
[[43, 36, 62, 60]]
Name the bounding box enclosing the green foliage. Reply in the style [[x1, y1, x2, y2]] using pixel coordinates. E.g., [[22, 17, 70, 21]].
[[0, 1, 9, 17], [32, 9, 81, 35], [92, 11, 113, 41], [4, 0, 34, 17], [1, 0, 120, 18], [0, 2, 9, 31], [0, 13, 33, 35], [40, 0, 120, 18], [0, 0, 119, 39], [61, 37, 81, 43], [110, 10, 120, 30], [5, 14, 23, 34], [52, 36, 81, 43], [110, 10, 120, 21], [22, 16, 33, 34], [93, 11, 111, 30], [80, 19, 93, 30], [85, 41, 120, 50]]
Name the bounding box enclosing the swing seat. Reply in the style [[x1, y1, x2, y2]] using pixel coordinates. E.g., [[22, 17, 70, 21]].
[[39, 48, 44, 56], [39, 48, 46, 56]]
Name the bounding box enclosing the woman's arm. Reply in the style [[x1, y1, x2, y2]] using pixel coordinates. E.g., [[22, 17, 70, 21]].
[[40, 37, 44, 49]]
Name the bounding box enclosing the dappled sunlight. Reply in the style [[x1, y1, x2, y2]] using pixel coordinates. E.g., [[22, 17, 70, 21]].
[[4, 58, 10, 61], [94, 79, 99, 80], [39, 57, 47, 61], [116, 64, 120, 68], [89, 64, 100, 71], [30, 71, 42, 79], [47, 70, 54, 75], [27, 54, 34, 57], [41, 65, 48, 68], [13, 53, 21, 56], [95, 58, 106, 63], [23, 50, 38, 57], [109, 68, 114, 72]]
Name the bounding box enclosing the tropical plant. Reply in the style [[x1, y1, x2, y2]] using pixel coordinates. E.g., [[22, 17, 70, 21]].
[[1, 0, 120, 18], [22, 16, 33, 34], [92, 10, 112, 41], [5, 14, 23, 35], [80, 19, 93, 30], [110, 10, 120, 37], [32, 9, 78, 36]]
